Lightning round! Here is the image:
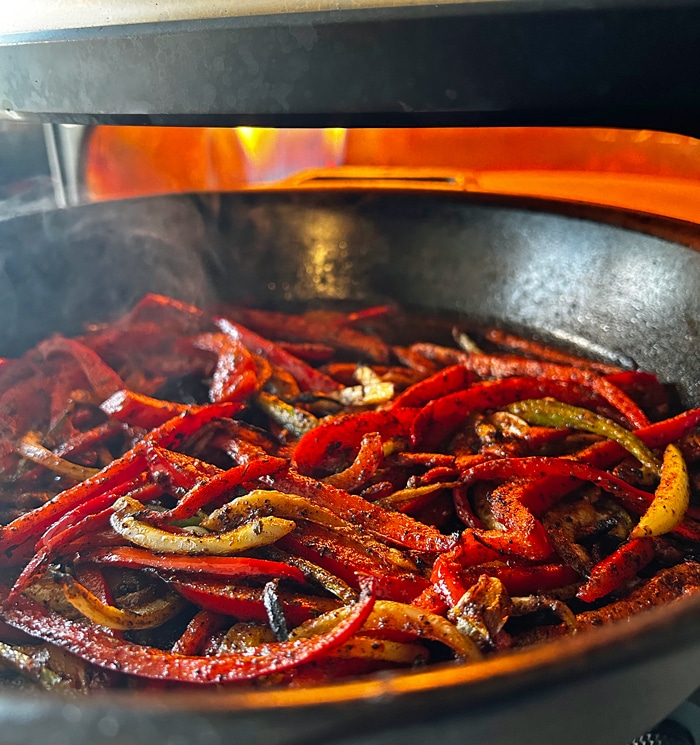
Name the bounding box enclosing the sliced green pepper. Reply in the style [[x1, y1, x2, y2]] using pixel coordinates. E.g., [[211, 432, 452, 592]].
[[505, 398, 661, 477]]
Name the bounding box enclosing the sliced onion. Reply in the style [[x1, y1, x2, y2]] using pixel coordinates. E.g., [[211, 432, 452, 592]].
[[111, 495, 295, 555], [18, 432, 100, 482], [290, 600, 482, 661], [52, 570, 185, 630]]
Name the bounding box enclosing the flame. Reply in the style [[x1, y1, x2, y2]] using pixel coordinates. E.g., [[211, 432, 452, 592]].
[[83, 126, 700, 223]]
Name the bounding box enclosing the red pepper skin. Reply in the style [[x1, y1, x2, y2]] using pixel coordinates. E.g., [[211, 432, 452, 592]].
[[279, 525, 429, 603], [164, 455, 287, 520], [429, 534, 504, 605], [54, 420, 125, 459], [411, 377, 603, 451], [459, 456, 658, 517], [483, 329, 623, 375], [79, 547, 306, 584], [9, 508, 114, 601], [226, 307, 391, 365], [215, 317, 341, 393], [0, 450, 147, 555], [269, 470, 456, 553], [457, 354, 649, 429], [193, 333, 259, 404], [323, 432, 384, 491], [171, 610, 227, 656], [38, 476, 158, 548], [473, 482, 554, 561], [391, 365, 475, 409], [101, 391, 193, 429], [460, 563, 581, 596], [102, 393, 242, 433], [172, 580, 339, 626], [513, 408, 700, 515], [577, 538, 655, 602], [0, 582, 376, 684], [292, 409, 417, 476], [35, 335, 124, 401], [145, 446, 222, 495], [411, 585, 449, 615], [275, 342, 335, 363]]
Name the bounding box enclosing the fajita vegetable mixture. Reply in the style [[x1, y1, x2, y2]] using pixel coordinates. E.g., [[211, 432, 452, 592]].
[[0, 293, 698, 691]]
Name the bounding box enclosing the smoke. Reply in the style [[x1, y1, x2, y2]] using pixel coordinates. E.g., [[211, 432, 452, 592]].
[[0, 195, 220, 356]]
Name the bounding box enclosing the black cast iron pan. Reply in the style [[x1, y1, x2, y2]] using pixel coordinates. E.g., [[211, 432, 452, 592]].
[[0, 190, 698, 745]]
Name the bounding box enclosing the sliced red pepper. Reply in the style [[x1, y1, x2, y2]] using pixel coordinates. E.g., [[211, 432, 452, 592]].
[[78, 546, 306, 584], [145, 446, 222, 495], [0, 449, 147, 554], [514, 408, 700, 515], [577, 537, 655, 602], [172, 579, 339, 626], [35, 335, 124, 401], [429, 534, 505, 605], [459, 456, 659, 517], [275, 342, 335, 363], [279, 524, 429, 603], [54, 420, 125, 459], [412, 377, 602, 451], [391, 365, 475, 409], [483, 329, 623, 375], [459, 562, 581, 596], [9, 508, 115, 600], [37, 475, 158, 548], [411, 585, 449, 615], [215, 317, 341, 393], [193, 333, 259, 404], [0, 581, 375, 684], [269, 470, 456, 553], [164, 455, 287, 520], [322, 432, 384, 491], [226, 307, 391, 365], [101, 390, 194, 429], [474, 482, 554, 561], [293, 408, 416, 476], [460, 353, 649, 429], [171, 610, 227, 656]]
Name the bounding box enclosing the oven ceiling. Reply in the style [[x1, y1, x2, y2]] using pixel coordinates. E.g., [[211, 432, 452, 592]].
[[1, 0, 700, 136]]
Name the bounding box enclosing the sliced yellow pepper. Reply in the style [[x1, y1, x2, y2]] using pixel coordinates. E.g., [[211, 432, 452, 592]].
[[630, 443, 690, 539]]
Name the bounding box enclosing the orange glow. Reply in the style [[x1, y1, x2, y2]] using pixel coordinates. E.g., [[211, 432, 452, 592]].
[[83, 126, 700, 223]]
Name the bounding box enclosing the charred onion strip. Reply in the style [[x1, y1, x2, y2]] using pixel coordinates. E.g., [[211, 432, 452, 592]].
[[110, 495, 296, 555]]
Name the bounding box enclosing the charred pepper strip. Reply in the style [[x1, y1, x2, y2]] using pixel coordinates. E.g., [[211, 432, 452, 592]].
[[163, 455, 287, 521], [514, 408, 700, 515], [171, 610, 227, 656], [482, 329, 623, 375], [577, 538, 656, 602], [35, 335, 124, 401], [391, 365, 475, 409], [76, 546, 306, 584], [171, 580, 340, 626], [292, 409, 417, 476], [458, 456, 662, 516], [411, 378, 607, 451], [269, 470, 456, 553], [457, 353, 650, 429], [192, 333, 260, 404], [0, 581, 376, 684], [322, 432, 384, 491], [215, 317, 341, 394], [459, 563, 581, 597]]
